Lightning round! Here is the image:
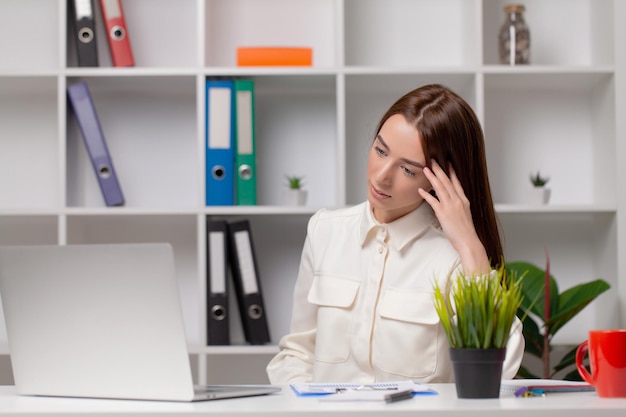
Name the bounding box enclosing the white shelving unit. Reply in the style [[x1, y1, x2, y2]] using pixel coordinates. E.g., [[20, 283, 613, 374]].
[[0, 0, 624, 384]]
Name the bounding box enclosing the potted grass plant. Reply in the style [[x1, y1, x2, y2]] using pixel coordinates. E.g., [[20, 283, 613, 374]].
[[433, 265, 524, 398], [528, 171, 551, 205], [284, 175, 307, 206]]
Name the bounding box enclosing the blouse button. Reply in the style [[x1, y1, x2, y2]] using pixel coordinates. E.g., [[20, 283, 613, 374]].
[[378, 246, 384, 254]]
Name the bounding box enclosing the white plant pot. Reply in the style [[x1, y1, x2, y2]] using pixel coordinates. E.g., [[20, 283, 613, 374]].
[[527, 187, 551, 205], [285, 189, 308, 206]]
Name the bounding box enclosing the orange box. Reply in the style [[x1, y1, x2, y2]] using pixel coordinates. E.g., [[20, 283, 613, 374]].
[[236, 47, 313, 67]]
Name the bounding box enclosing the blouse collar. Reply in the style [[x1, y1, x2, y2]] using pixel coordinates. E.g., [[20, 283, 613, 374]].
[[359, 201, 440, 252]]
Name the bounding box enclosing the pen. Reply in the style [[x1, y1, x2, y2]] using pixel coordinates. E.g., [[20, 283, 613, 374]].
[[384, 389, 414, 403], [515, 387, 545, 398]]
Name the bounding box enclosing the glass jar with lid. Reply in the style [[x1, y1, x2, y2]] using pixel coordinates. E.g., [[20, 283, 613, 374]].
[[499, 4, 530, 65]]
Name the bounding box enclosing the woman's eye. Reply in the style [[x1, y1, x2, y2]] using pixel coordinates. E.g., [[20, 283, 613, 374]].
[[402, 166, 416, 177], [374, 146, 386, 156]]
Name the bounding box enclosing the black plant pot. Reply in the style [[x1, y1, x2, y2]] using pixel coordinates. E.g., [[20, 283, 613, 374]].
[[449, 348, 506, 398]]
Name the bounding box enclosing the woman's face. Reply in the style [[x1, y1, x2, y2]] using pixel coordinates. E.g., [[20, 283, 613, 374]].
[[367, 114, 432, 223]]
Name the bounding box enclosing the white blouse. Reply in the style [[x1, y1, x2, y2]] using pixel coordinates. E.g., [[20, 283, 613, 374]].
[[266, 202, 524, 384]]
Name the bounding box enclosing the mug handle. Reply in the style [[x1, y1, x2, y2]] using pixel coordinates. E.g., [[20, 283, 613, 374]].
[[576, 340, 594, 385]]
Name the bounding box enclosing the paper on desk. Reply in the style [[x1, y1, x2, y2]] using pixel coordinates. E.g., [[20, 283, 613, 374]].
[[500, 379, 594, 396], [290, 380, 437, 396]]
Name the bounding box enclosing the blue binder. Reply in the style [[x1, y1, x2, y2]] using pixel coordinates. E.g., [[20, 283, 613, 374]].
[[67, 82, 124, 206], [205, 79, 235, 206]]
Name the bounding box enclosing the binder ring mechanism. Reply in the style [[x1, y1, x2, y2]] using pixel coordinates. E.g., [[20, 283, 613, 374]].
[[212, 165, 226, 180], [248, 304, 263, 320], [210, 305, 227, 321], [111, 25, 126, 41], [78, 27, 94, 43], [97, 164, 112, 179], [239, 165, 252, 180]]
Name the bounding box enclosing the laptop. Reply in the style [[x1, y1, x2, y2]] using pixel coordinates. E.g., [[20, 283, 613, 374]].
[[0, 243, 280, 402]]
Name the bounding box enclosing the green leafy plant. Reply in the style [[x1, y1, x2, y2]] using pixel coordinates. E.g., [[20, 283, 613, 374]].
[[506, 251, 610, 380], [285, 175, 305, 190], [433, 265, 524, 349], [530, 171, 550, 187]]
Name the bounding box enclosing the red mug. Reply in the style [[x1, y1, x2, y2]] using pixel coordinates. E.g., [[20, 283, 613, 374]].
[[576, 329, 626, 397]]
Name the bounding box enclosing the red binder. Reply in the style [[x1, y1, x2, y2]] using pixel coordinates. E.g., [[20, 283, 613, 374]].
[[99, 0, 134, 67]]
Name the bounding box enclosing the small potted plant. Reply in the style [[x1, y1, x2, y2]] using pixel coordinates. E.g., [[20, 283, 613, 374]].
[[284, 175, 307, 206], [528, 171, 551, 205], [433, 266, 524, 398]]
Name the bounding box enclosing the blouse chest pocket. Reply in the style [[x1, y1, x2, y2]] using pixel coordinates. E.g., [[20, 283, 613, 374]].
[[307, 274, 360, 364], [373, 288, 444, 378]]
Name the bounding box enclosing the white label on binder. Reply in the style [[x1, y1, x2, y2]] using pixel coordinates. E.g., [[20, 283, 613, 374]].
[[209, 231, 226, 294], [208, 88, 232, 149], [75, 0, 93, 18], [102, 0, 121, 18], [234, 230, 258, 294], [236, 91, 253, 154]]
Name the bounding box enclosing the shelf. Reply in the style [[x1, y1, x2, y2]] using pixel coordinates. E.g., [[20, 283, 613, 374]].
[[0, 76, 59, 211], [483, 70, 614, 92], [63, 67, 201, 77], [345, 0, 479, 68], [189, 345, 279, 356], [0, 344, 280, 357], [0, 207, 324, 217], [483, 0, 615, 67], [485, 71, 616, 207], [202, 67, 339, 76], [203, 206, 323, 216], [66, 0, 200, 69], [65, 75, 199, 209], [0, 0, 622, 384], [205, 0, 337, 68], [0, 0, 60, 72], [495, 204, 616, 214], [0, 216, 58, 247], [481, 65, 615, 75]]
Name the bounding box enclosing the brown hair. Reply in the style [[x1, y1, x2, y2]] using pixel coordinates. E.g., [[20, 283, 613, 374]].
[[375, 84, 503, 268]]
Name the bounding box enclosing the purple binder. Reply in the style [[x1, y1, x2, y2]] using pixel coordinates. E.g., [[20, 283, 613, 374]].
[[67, 81, 124, 206]]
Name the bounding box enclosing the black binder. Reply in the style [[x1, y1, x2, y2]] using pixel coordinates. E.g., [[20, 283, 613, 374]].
[[226, 220, 270, 345], [206, 218, 230, 345], [69, 0, 99, 67]]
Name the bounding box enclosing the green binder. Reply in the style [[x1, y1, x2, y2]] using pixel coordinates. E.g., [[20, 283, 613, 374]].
[[234, 79, 257, 205]]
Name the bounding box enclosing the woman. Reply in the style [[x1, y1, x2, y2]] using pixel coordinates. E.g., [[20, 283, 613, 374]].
[[266, 84, 524, 384]]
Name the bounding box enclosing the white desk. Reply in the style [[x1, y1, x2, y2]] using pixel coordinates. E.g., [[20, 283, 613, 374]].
[[0, 384, 624, 417]]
